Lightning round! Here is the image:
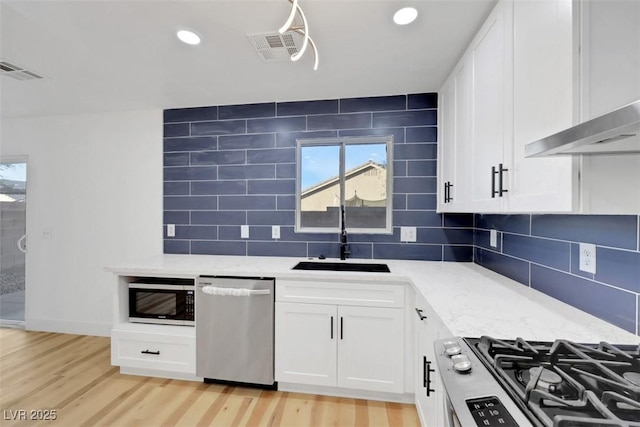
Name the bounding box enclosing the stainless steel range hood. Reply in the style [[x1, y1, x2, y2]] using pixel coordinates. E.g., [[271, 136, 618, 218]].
[[525, 100, 640, 157]]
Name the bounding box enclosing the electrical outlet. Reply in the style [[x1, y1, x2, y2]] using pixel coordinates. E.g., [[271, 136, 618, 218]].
[[167, 224, 175, 237], [272, 225, 280, 239], [241, 225, 249, 239], [490, 229, 498, 248], [579, 243, 596, 274], [400, 227, 417, 242]]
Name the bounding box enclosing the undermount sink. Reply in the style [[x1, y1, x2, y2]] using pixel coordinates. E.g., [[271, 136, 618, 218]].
[[292, 261, 391, 273]]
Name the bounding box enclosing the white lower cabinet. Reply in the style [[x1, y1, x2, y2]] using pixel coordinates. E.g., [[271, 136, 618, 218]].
[[274, 280, 405, 394], [274, 302, 337, 386], [336, 305, 404, 392], [414, 299, 446, 427], [275, 302, 404, 393], [111, 326, 196, 374]]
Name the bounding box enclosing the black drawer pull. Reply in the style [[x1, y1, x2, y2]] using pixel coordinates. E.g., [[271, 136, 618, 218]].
[[141, 350, 160, 355], [415, 308, 427, 320]]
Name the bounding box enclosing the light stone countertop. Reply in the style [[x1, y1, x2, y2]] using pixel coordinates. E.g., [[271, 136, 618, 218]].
[[107, 254, 639, 344]]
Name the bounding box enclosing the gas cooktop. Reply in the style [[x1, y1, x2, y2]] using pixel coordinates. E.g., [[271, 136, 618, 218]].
[[465, 337, 640, 427]]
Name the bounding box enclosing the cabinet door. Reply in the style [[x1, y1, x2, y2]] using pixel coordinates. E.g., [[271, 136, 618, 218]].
[[274, 302, 337, 386], [414, 304, 444, 427], [509, 0, 577, 212], [336, 306, 404, 393], [438, 61, 471, 213], [469, 0, 513, 212], [438, 74, 456, 213]]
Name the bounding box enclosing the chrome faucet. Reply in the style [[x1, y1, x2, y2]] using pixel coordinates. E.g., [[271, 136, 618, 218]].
[[340, 204, 350, 260]]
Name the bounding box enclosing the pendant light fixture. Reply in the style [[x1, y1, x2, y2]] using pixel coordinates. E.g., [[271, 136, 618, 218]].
[[278, 0, 319, 70]]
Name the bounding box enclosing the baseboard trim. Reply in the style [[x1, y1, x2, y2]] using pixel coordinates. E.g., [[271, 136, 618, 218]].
[[25, 318, 111, 337], [0, 319, 25, 329], [277, 382, 415, 404], [120, 366, 202, 382]]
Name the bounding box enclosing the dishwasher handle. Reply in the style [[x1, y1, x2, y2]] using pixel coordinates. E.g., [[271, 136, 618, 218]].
[[200, 285, 271, 297]]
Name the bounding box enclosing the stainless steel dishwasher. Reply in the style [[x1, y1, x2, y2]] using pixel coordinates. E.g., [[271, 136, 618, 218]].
[[196, 276, 275, 388]]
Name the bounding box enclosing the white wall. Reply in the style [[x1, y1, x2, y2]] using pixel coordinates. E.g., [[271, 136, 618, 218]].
[[0, 110, 163, 336]]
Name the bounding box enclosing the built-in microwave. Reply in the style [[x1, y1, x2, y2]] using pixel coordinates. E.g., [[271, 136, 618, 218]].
[[128, 278, 195, 326]]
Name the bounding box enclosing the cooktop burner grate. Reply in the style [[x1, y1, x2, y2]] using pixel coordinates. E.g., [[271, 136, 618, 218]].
[[467, 337, 640, 427]]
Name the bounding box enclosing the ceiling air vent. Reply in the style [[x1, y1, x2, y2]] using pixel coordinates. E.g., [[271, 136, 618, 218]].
[[0, 59, 44, 80], [247, 32, 302, 62]]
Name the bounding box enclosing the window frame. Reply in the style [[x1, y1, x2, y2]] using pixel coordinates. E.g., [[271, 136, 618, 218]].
[[295, 135, 393, 234]]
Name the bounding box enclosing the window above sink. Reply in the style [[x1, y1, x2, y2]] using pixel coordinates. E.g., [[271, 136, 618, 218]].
[[296, 136, 393, 234]]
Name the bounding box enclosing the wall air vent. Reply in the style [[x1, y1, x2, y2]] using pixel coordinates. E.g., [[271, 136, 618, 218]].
[[247, 32, 301, 62], [0, 59, 43, 80]]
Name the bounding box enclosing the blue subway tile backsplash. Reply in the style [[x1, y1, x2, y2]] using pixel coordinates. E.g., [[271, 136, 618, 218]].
[[219, 102, 275, 120], [475, 214, 640, 335], [530, 264, 637, 333], [163, 95, 639, 336], [277, 99, 338, 116], [407, 93, 438, 109], [164, 93, 473, 263], [339, 95, 407, 113], [531, 214, 638, 250]]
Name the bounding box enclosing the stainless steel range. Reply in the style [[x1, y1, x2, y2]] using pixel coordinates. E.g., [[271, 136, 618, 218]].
[[435, 336, 640, 427]]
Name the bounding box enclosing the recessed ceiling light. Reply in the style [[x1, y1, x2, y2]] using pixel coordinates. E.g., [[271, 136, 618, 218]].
[[177, 30, 201, 45], [393, 7, 418, 25]]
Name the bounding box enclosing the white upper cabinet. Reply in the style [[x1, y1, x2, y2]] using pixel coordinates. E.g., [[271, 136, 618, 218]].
[[437, 60, 471, 212], [509, 0, 578, 212], [438, 0, 580, 213], [468, 0, 513, 212]]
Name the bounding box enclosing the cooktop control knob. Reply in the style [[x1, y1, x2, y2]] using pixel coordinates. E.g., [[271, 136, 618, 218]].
[[443, 340, 462, 356], [452, 354, 472, 373]]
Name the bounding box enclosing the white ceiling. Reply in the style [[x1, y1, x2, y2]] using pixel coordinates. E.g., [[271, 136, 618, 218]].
[[0, 0, 496, 119]]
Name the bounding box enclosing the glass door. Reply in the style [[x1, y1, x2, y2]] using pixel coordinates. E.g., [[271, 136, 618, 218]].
[[0, 162, 27, 326]]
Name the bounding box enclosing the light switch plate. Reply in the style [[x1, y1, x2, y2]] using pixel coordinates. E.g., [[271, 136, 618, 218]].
[[490, 229, 497, 248], [167, 224, 175, 237], [579, 243, 596, 274], [240, 225, 249, 239], [272, 225, 280, 239], [400, 226, 417, 242]]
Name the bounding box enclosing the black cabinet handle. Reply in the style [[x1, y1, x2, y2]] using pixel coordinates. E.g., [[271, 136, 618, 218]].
[[425, 358, 436, 396], [330, 316, 334, 339], [340, 317, 344, 340], [444, 182, 453, 203], [423, 356, 427, 388], [415, 308, 427, 320], [498, 163, 508, 197], [491, 164, 509, 198], [141, 350, 160, 355], [491, 166, 498, 198]]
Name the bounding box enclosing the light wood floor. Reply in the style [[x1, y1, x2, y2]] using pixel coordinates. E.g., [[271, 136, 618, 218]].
[[0, 329, 420, 427]]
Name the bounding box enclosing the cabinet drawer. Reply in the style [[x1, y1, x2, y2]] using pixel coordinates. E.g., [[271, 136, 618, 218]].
[[276, 279, 405, 308], [111, 330, 195, 374]]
